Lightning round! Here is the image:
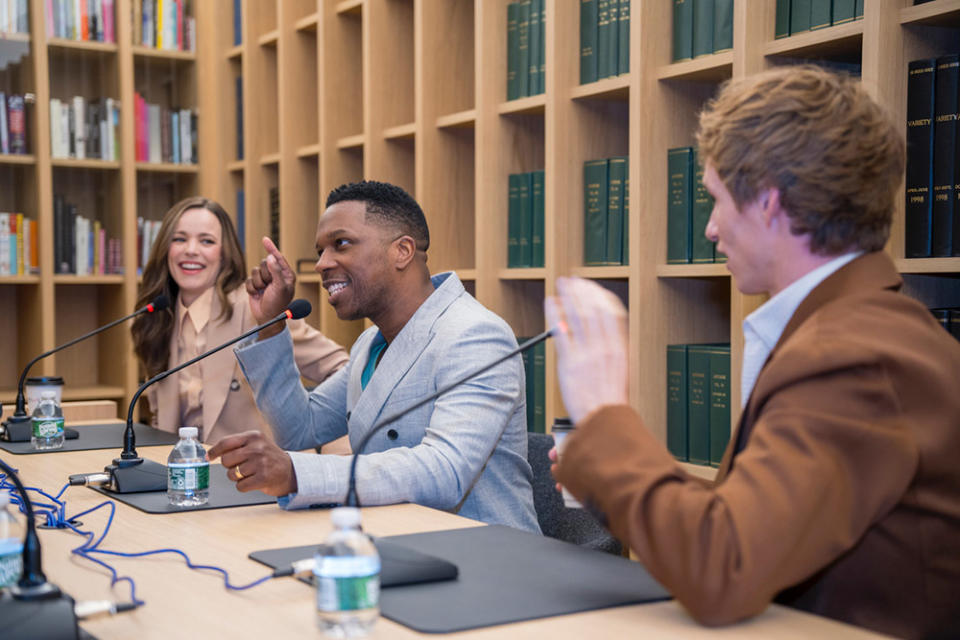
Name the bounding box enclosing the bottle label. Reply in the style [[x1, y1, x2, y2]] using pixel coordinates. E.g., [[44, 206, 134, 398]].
[[32, 417, 64, 438], [167, 462, 210, 491], [316, 574, 380, 612], [0, 539, 24, 588]]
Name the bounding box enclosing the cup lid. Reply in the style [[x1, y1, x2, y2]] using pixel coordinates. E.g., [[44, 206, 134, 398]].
[[25, 376, 65, 386]]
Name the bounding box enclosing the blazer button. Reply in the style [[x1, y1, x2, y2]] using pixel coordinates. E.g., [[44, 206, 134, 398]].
[[346, 411, 351, 422], [387, 429, 398, 440], [230, 379, 240, 391]]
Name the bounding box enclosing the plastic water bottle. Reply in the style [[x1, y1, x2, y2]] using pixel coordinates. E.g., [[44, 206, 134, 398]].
[[0, 492, 24, 589], [314, 506, 380, 637], [31, 391, 64, 450], [166, 427, 209, 507]]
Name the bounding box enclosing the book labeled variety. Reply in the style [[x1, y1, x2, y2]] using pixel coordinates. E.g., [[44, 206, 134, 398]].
[[49, 96, 120, 160], [134, 92, 197, 164], [507, 171, 545, 268], [905, 54, 960, 258], [53, 195, 122, 275], [0, 92, 30, 155], [584, 157, 629, 266], [45, 0, 116, 43], [0, 212, 38, 276], [667, 146, 722, 264], [518, 336, 546, 434], [667, 343, 731, 467], [774, 0, 863, 40], [0, 0, 29, 33], [672, 0, 732, 62], [131, 0, 196, 52], [580, 0, 630, 84], [506, 0, 545, 100]]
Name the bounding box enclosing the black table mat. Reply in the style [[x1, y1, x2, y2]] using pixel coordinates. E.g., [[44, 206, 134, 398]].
[[0, 422, 178, 454]]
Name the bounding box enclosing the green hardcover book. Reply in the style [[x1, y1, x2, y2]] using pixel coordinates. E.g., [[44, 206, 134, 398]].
[[622, 158, 629, 264], [533, 340, 546, 433], [855, 0, 863, 19], [775, 0, 790, 39], [791, 0, 811, 34], [810, 0, 831, 30], [667, 147, 693, 264], [507, 3, 520, 100], [538, 0, 546, 93], [713, 0, 733, 53], [708, 344, 731, 467], [606, 0, 620, 79], [518, 172, 533, 267], [618, 0, 630, 75], [580, 0, 598, 84], [667, 344, 688, 461], [517, 0, 531, 98], [672, 0, 693, 62], [832, 0, 856, 25], [687, 344, 711, 465], [597, 0, 613, 80], [606, 157, 626, 265], [692, 0, 713, 58], [528, 0, 542, 96], [531, 170, 545, 267], [507, 173, 523, 267], [584, 159, 609, 266], [691, 148, 715, 263]]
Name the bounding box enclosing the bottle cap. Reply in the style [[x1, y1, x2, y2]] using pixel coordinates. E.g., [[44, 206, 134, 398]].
[[178, 427, 199, 439], [330, 506, 361, 529]]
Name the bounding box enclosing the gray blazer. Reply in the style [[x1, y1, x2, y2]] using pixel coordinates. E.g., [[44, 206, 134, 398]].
[[235, 272, 540, 533]]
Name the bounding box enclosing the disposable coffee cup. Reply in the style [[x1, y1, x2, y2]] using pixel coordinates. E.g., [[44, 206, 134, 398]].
[[25, 376, 64, 413], [551, 418, 582, 509]]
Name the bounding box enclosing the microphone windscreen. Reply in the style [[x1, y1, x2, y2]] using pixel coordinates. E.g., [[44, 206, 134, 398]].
[[151, 294, 171, 311], [287, 299, 312, 320]]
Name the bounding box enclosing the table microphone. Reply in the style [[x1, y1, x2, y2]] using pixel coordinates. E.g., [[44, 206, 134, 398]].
[[68, 299, 313, 494], [343, 327, 557, 508], [0, 294, 170, 443]]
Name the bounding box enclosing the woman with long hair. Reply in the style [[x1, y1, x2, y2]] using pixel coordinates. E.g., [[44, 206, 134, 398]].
[[131, 196, 348, 443]]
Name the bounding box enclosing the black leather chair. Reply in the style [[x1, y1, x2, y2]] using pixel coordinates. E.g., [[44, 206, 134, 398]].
[[527, 432, 622, 555]]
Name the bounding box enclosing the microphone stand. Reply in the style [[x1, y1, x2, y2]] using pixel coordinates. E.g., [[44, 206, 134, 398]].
[[343, 328, 555, 508]]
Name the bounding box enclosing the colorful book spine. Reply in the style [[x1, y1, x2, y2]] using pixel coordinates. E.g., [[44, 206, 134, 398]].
[[810, 0, 831, 30], [518, 172, 532, 267], [775, 0, 790, 39]]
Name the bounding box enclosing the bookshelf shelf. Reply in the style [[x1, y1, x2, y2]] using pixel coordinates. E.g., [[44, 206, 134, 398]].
[[260, 152, 281, 166], [383, 123, 415, 141], [0, 33, 29, 43], [571, 266, 631, 279], [457, 269, 477, 282], [226, 44, 242, 60], [498, 94, 547, 116], [656, 50, 734, 82], [900, 0, 960, 26], [436, 109, 477, 129], [136, 162, 199, 174], [679, 461, 719, 482], [499, 268, 547, 281], [295, 13, 319, 32], [227, 160, 244, 173], [132, 46, 195, 61], [763, 20, 864, 58], [335, 0, 363, 16], [0, 275, 40, 284], [895, 258, 960, 274], [50, 158, 121, 170], [296, 144, 321, 159], [52, 275, 124, 285], [258, 30, 279, 47], [657, 264, 730, 278], [336, 134, 365, 150], [46, 38, 118, 53], [571, 75, 631, 101], [0, 154, 35, 165]]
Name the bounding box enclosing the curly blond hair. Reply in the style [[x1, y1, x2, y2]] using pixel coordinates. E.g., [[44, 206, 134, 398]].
[[697, 66, 904, 255]]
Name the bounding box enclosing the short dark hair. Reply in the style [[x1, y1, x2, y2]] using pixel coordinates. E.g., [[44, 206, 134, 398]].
[[326, 180, 430, 252]]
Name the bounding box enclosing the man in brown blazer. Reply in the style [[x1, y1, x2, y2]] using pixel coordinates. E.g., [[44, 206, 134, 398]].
[[548, 66, 960, 639]]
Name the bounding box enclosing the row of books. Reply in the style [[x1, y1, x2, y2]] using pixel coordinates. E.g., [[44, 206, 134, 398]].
[[931, 307, 960, 343], [667, 146, 722, 265], [49, 96, 120, 161], [584, 157, 629, 266], [506, 0, 545, 101], [519, 337, 546, 434], [0, 93, 28, 155], [774, 0, 863, 40], [132, 0, 195, 52], [667, 343, 730, 467], [580, 0, 630, 85], [905, 54, 960, 258], [134, 93, 197, 164], [507, 171, 545, 269], [0, 0, 28, 34], [136, 215, 161, 273], [672, 0, 732, 63], [44, 0, 116, 43], [53, 195, 122, 275], [0, 213, 38, 276]]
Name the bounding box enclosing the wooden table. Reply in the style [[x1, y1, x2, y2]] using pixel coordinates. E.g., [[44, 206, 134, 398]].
[[3, 445, 889, 639]]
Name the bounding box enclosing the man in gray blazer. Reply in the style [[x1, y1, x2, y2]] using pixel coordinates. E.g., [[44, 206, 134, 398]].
[[209, 180, 540, 533]]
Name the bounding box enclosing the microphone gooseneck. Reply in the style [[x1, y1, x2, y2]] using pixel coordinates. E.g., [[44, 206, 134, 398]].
[[343, 328, 556, 508]]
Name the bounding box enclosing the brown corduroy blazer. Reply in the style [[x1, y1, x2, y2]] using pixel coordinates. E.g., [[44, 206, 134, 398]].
[[555, 252, 960, 639]]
